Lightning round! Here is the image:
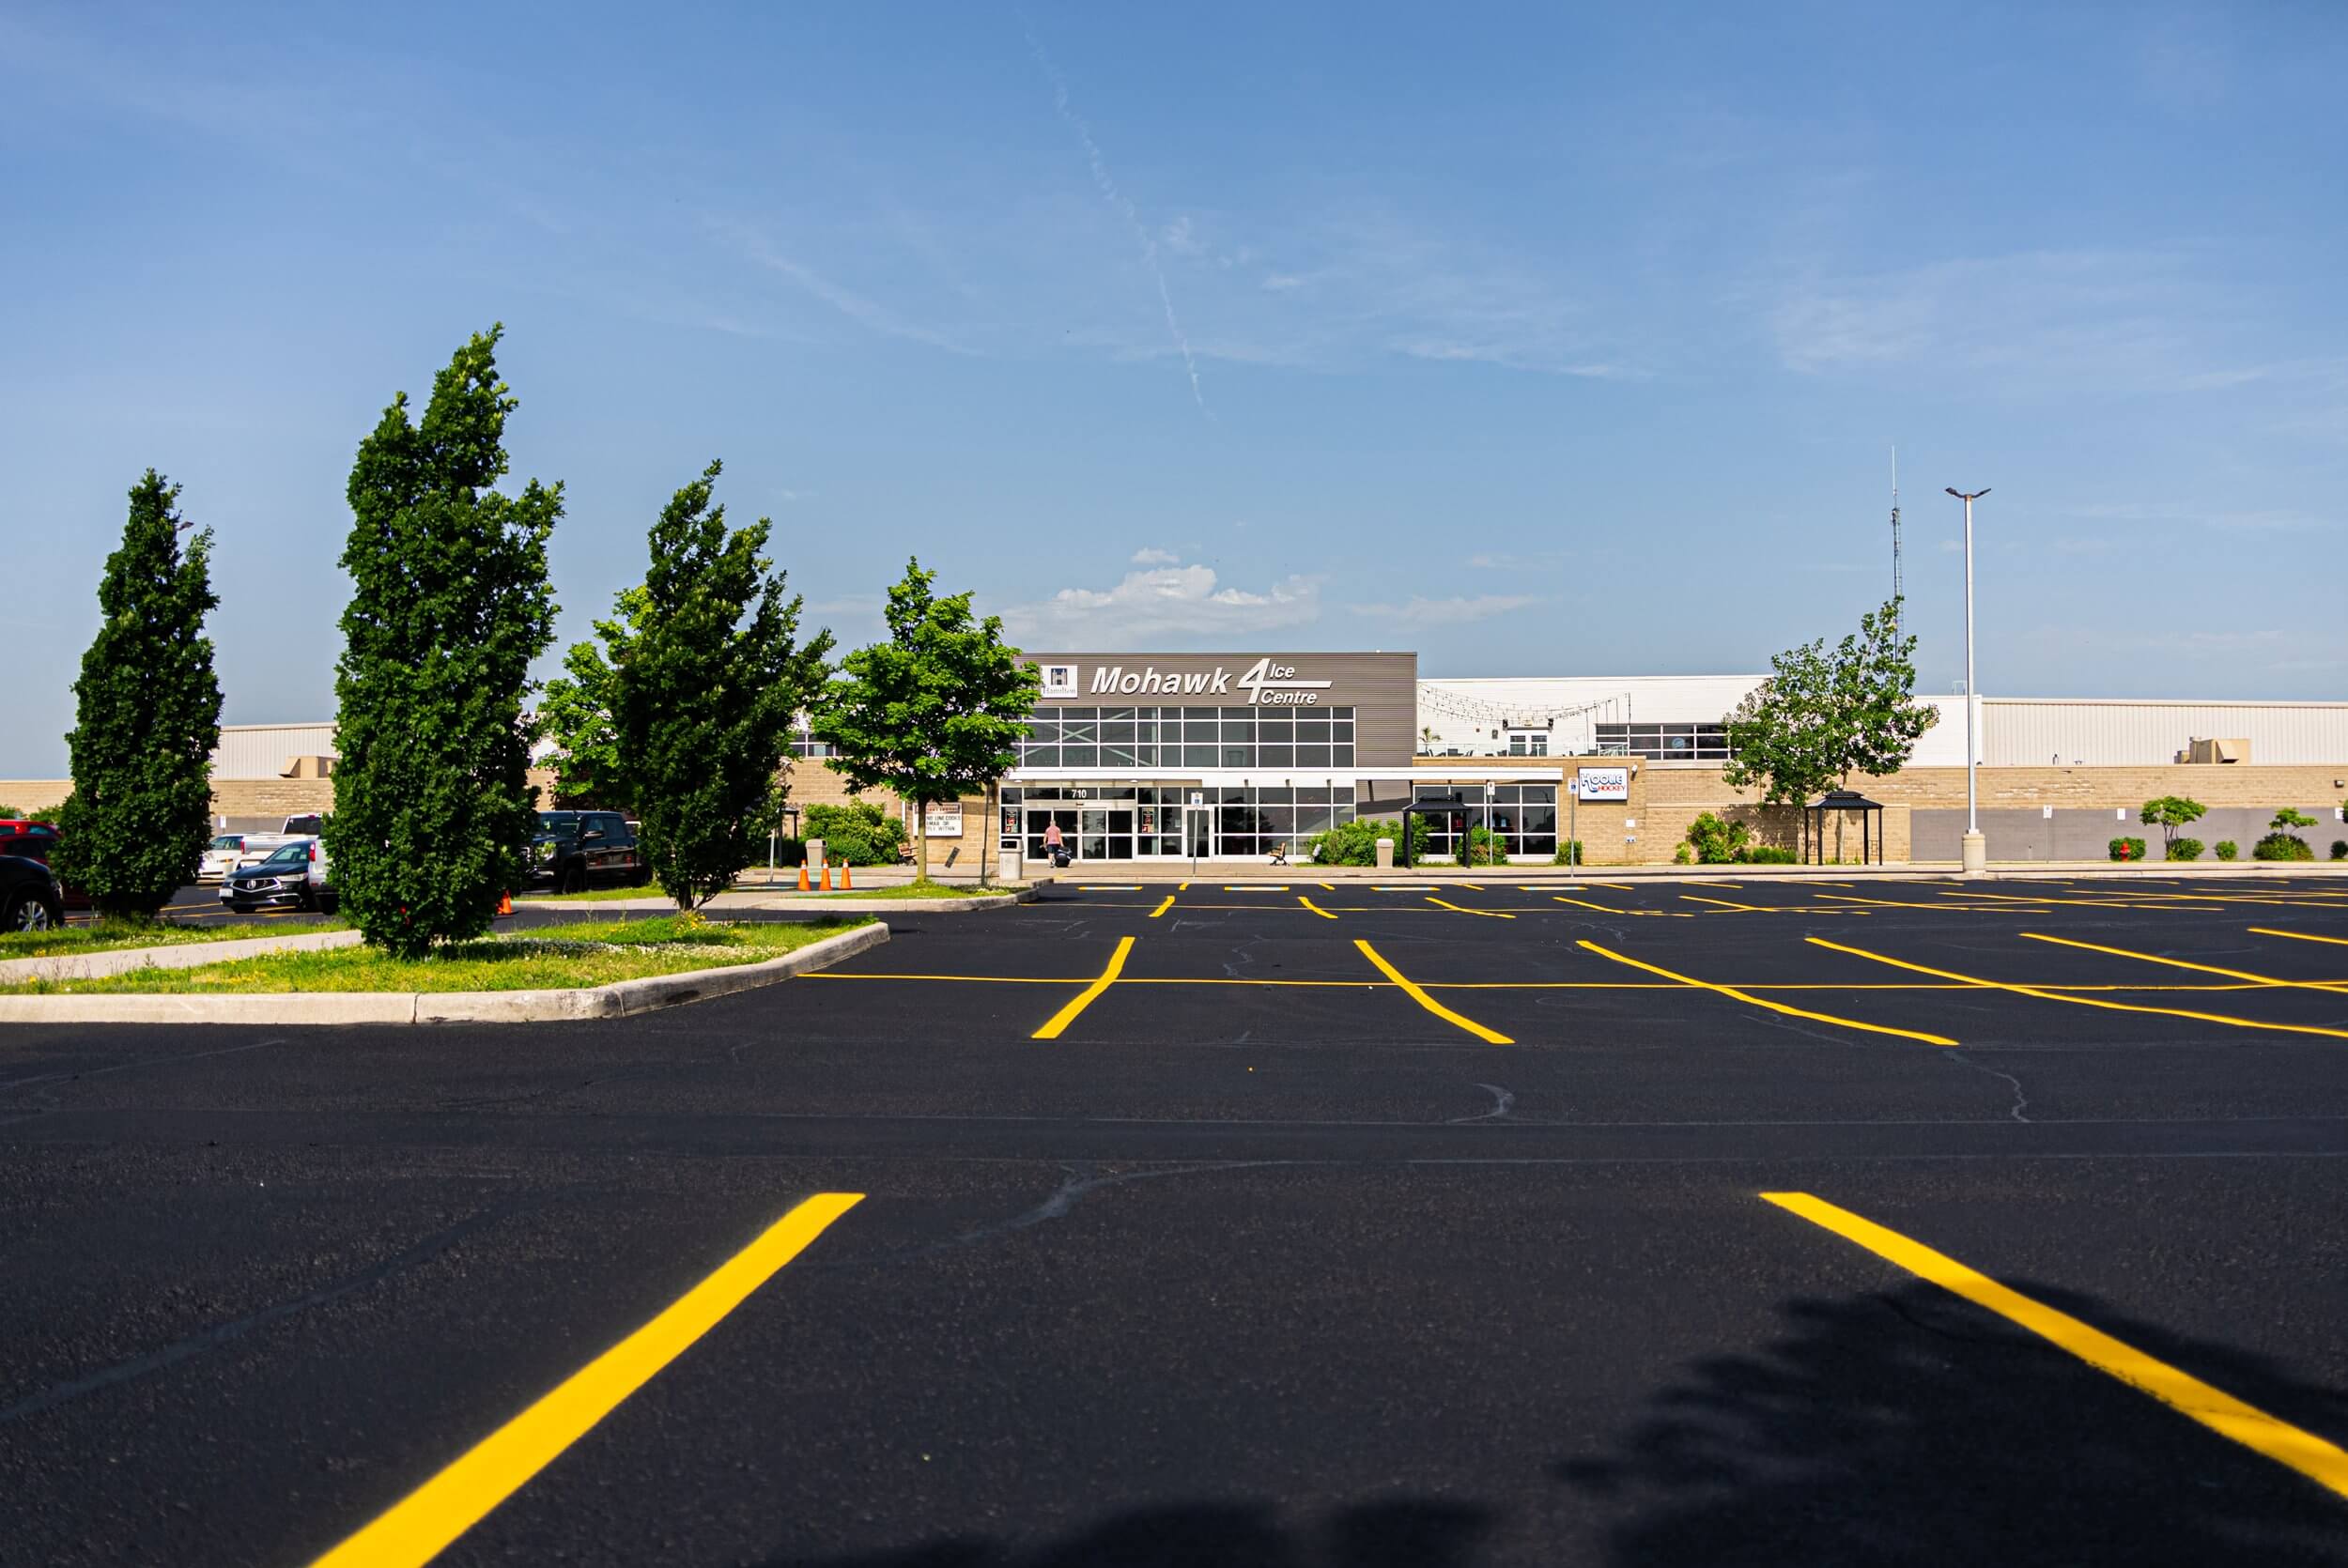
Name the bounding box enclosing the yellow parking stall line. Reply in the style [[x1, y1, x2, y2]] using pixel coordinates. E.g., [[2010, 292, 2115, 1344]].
[[1177, 881, 1190, 890], [1297, 895, 1338, 920], [2254, 927, 2348, 949], [1372, 884, 1424, 892], [1681, 894, 1769, 913], [1227, 884, 1290, 892], [309, 1193, 862, 1568], [1353, 940, 1511, 1042], [1807, 936, 2348, 1042], [1932, 887, 2225, 914], [1552, 895, 1622, 913], [1578, 940, 1956, 1046], [1818, 891, 2050, 913], [1032, 935, 1135, 1040], [1762, 1191, 2348, 1503], [1148, 895, 1175, 919], [2020, 931, 2348, 993], [1589, 882, 1636, 891], [1318, 881, 1336, 890], [1429, 896, 1514, 919], [809, 971, 2322, 995], [1683, 880, 1743, 889], [1077, 884, 1143, 890]]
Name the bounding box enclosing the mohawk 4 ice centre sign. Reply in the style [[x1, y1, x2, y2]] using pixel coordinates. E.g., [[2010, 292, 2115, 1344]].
[[1074, 658, 1335, 706]]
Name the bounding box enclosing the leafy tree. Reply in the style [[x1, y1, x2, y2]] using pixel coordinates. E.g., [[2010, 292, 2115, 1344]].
[[53, 471, 224, 917], [2255, 807, 2319, 861], [2139, 795, 2206, 849], [1723, 597, 1936, 853], [326, 328, 561, 959], [612, 462, 832, 910], [812, 558, 1041, 882], [536, 586, 649, 808]]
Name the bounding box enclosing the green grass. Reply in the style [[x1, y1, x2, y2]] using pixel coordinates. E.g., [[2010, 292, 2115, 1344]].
[[0, 918, 342, 961], [795, 880, 1013, 899], [2, 915, 870, 994], [513, 881, 664, 902]]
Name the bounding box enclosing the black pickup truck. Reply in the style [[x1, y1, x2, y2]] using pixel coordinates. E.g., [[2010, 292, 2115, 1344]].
[[529, 810, 648, 893]]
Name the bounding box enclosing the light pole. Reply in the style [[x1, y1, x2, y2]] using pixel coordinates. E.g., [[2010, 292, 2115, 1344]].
[[1946, 486, 1990, 874]]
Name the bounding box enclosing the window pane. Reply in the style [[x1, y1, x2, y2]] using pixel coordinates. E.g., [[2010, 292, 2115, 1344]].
[[1297, 717, 1332, 741], [1257, 744, 1293, 766], [1220, 745, 1252, 768], [1101, 744, 1138, 767], [1182, 746, 1220, 768], [1061, 746, 1098, 766]]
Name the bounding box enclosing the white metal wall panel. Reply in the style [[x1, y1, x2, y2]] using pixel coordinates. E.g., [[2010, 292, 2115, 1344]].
[[1416, 675, 1766, 752], [210, 723, 338, 778], [1983, 700, 2348, 766]]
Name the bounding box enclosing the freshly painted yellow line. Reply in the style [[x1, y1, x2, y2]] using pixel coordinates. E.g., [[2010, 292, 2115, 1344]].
[[1177, 881, 1190, 890], [1032, 935, 1135, 1040], [1933, 887, 2225, 914], [1762, 1191, 2348, 1502], [1147, 896, 1175, 919], [1589, 882, 1636, 891], [1372, 884, 1423, 891], [1807, 936, 2348, 1041], [1684, 880, 1743, 888], [1578, 940, 1956, 1046], [1681, 894, 1769, 913], [1318, 882, 1336, 890], [2255, 927, 2348, 948], [1552, 895, 1622, 913], [806, 971, 2309, 995], [1354, 940, 1511, 1043], [2020, 931, 2348, 992], [1297, 895, 1338, 920], [309, 1193, 862, 1568], [1429, 896, 1514, 919], [1226, 884, 1290, 891]]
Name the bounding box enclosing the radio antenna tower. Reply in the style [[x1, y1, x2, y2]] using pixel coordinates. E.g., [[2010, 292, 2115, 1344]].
[[1889, 443, 1903, 612]]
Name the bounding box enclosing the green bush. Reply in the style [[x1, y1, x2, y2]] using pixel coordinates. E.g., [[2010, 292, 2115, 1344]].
[[803, 802, 907, 867], [1684, 811, 1753, 865], [2214, 839, 2238, 861], [2332, 840, 2347, 861], [2167, 838, 2202, 863], [1739, 845, 1800, 864], [1308, 816, 1429, 866], [1552, 839, 1586, 866], [2253, 832, 2314, 862], [2109, 837, 2147, 862], [1458, 823, 1509, 867]]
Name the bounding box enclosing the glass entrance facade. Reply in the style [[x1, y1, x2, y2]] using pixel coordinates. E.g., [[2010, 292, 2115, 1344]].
[[1412, 782, 1560, 860], [1003, 784, 1357, 862]]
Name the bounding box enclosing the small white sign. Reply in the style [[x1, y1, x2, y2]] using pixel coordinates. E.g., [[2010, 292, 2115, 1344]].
[[924, 803, 964, 838], [1040, 663, 1079, 698], [1576, 766, 1630, 802], [1189, 792, 1204, 806]]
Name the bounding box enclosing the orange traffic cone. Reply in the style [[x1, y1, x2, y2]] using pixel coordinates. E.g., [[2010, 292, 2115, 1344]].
[[497, 890, 513, 915], [841, 863, 853, 889], [821, 864, 834, 891], [797, 863, 811, 892]]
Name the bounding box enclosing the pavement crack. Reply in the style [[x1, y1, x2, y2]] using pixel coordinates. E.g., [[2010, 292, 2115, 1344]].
[[0, 1201, 518, 1427], [1448, 1083, 1516, 1123], [1947, 1049, 2031, 1122]]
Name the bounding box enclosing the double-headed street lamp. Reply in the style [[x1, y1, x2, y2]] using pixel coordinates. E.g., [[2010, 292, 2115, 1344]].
[[1946, 486, 1990, 874]]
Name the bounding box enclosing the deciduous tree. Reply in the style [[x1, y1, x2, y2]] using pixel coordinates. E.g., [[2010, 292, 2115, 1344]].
[[325, 328, 561, 958], [2139, 795, 2206, 849], [612, 462, 832, 910], [54, 471, 223, 917], [811, 559, 1040, 882], [537, 586, 648, 809]]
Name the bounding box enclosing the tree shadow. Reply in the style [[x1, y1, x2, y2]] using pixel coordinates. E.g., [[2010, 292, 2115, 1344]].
[[1559, 1279, 2348, 1566]]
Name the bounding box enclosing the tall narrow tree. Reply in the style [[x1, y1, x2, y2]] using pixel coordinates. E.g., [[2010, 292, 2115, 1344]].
[[326, 328, 562, 958], [54, 471, 224, 917], [612, 461, 832, 910], [537, 585, 650, 809], [812, 558, 1040, 879]]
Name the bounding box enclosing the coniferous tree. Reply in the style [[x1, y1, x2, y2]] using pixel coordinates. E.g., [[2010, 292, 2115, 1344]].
[[54, 471, 223, 918], [325, 328, 561, 957], [612, 462, 832, 910], [537, 585, 649, 809]]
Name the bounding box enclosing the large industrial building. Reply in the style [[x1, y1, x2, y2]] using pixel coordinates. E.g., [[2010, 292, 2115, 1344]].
[[6, 655, 2342, 866]]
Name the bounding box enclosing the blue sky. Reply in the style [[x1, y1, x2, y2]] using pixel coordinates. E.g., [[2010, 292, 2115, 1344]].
[[5, 2, 2344, 776]]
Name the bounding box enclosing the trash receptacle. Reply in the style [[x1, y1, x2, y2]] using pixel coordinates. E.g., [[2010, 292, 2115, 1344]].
[[999, 846, 1023, 884]]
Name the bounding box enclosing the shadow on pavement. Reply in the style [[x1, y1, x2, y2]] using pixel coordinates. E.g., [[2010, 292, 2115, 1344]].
[[767, 1499, 1491, 1567], [1558, 1279, 2348, 1567]]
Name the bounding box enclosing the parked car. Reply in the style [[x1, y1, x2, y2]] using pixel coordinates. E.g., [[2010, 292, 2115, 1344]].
[[530, 810, 647, 893], [0, 820, 89, 915], [281, 813, 325, 837], [219, 837, 335, 914], [1, 854, 65, 931], [201, 834, 252, 882]]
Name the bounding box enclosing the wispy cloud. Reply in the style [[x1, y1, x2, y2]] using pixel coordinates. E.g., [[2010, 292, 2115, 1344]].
[[1130, 546, 1180, 565], [1350, 593, 1540, 626], [1022, 16, 1207, 413], [1002, 559, 1319, 642], [726, 227, 979, 355]]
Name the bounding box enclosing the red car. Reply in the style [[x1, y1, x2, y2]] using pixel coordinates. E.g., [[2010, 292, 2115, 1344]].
[[0, 820, 92, 915]]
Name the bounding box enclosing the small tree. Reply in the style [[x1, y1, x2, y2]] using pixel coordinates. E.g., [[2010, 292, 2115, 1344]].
[[1724, 597, 1936, 855], [537, 586, 648, 808], [326, 327, 561, 959], [2139, 795, 2206, 850], [812, 558, 1041, 882], [612, 462, 832, 910], [53, 471, 224, 918]]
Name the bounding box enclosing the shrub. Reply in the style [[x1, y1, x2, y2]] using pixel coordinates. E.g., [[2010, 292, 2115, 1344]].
[[803, 801, 907, 866], [1684, 811, 1753, 865], [1308, 816, 1428, 866], [2139, 795, 2206, 851], [2109, 837, 2147, 862], [2253, 833, 2314, 862], [2333, 840, 2348, 861], [1739, 845, 1800, 864], [1552, 839, 1586, 866], [2167, 837, 2202, 863], [1458, 823, 1506, 867], [1672, 842, 1693, 865], [2215, 839, 2238, 861]]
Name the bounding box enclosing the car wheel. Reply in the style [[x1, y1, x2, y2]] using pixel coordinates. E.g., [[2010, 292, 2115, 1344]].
[[320, 895, 339, 915], [4, 891, 59, 932], [562, 860, 588, 895]]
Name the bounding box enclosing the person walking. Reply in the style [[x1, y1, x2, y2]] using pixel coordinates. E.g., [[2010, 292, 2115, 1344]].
[[1043, 818, 1066, 868]]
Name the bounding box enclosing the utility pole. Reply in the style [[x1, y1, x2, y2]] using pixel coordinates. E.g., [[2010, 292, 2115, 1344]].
[[1946, 486, 1990, 874], [1890, 445, 1903, 609]]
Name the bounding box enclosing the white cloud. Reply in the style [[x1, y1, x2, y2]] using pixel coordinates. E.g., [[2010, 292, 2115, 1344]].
[[1002, 561, 1320, 642], [1130, 546, 1180, 565], [1349, 593, 1539, 626], [1161, 216, 1202, 256]]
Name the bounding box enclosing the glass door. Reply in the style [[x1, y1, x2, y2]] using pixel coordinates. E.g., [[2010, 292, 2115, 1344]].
[[1184, 806, 1213, 860], [1026, 806, 1078, 862]]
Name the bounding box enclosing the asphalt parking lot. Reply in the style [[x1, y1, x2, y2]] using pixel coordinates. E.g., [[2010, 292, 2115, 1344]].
[[6, 874, 2347, 1565]]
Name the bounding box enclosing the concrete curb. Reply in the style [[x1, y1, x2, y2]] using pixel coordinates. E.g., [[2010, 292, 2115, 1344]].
[[0, 922, 888, 1026], [746, 887, 1039, 915], [0, 928, 362, 985]]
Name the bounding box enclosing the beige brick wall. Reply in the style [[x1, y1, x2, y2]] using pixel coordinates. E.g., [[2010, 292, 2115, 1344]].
[[0, 780, 72, 815]]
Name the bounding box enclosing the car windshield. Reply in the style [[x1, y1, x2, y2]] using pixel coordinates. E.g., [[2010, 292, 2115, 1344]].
[[210, 836, 241, 850], [262, 843, 309, 865], [538, 812, 579, 832]]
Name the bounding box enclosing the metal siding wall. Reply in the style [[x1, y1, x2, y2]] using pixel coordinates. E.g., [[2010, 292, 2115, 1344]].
[[210, 724, 338, 778], [1983, 702, 2348, 766]]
